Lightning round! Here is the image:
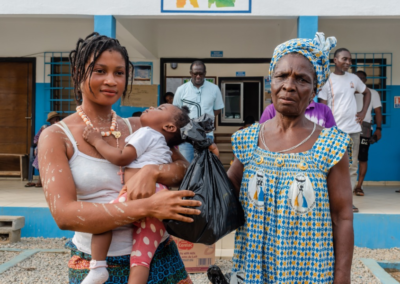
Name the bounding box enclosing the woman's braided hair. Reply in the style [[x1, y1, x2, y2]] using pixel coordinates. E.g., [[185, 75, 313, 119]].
[[69, 32, 134, 104]]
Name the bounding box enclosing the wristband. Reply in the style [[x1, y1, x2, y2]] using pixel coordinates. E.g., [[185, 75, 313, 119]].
[[376, 127, 382, 131]]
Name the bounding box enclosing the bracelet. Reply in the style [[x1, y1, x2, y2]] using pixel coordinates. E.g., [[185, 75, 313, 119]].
[[376, 127, 382, 131]]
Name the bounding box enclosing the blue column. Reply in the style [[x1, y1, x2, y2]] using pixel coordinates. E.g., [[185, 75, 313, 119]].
[[297, 16, 318, 39], [94, 15, 116, 38]]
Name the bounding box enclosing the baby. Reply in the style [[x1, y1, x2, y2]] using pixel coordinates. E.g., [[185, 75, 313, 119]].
[[81, 104, 191, 284]]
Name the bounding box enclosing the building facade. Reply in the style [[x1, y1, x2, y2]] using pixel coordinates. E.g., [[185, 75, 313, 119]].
[[0, 0, 399, 181]]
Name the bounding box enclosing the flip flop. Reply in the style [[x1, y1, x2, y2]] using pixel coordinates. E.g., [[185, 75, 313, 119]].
[[35, 183, 43, 188], [353, 205, 359, 213], [354, 187, 365, 196], [25, 182, 36, 187]]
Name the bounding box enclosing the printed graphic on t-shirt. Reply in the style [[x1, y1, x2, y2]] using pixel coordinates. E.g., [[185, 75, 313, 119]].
[[248, 172, 265, 207], [350, 82, 354, 88], [288, 173, 316, 214]]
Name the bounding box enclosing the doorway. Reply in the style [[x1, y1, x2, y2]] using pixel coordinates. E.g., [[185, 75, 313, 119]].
[[218, 77, 263, 126], [0, 58, 35, 173]]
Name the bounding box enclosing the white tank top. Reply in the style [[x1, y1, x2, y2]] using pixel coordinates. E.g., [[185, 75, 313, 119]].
[[56, 119, 133, 256]]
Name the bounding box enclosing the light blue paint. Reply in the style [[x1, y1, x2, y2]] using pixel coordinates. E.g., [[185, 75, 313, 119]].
[[94, 15, 116, 38], [365, 85, 400, 181], [360, 258, 399, 284], [211, 51, 223, 57], [2, 205, 400, 249], [35, 83, 51, 133], [236, 71, 246, 76], [297, 16, 318, 39], [0, 250, 38, 274], [0, 249, 69, 274], [0, 207, 73, 238], [354, 214, 400, 249]]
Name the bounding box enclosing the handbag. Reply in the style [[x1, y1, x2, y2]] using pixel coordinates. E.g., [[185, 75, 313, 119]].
[[361, 121, 372, 138]]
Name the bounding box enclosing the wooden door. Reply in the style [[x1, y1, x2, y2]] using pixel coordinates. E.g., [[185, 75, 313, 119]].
[[0, 61, 33, 171]]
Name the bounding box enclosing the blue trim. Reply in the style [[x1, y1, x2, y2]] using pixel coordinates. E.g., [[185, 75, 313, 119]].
[[365, 85, 400, 181], [378, 261, 400, 270], [0, 207, 73, 238], [94, 15, 116, 38], [35, 83, 51, 133], [161, 0, 251, 13], [360, 259, 399, 284], [0, 250, 39, 274], [354, 214, 400, 248], [297, 16, 318, 39]]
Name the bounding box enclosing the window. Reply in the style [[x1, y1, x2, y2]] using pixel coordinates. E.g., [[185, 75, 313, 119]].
[[44, 52, 75, 117], [221, 82, 243, 123], [329, 53, 392, 126], [218, 77, 263, 126]]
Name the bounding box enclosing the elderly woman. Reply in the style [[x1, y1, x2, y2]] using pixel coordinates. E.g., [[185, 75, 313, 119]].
[[227, 33, 354, 283]]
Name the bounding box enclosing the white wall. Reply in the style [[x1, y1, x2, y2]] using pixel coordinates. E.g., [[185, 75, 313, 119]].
[[1, 0, 400, 17], [319, 18, 400, 85]]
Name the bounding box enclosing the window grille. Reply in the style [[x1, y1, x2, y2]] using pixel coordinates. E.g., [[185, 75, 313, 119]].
[[44, 52, 75, 117], [329, 53, 392, 127]]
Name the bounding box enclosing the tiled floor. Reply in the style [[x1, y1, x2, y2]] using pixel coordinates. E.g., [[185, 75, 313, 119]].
[[0, 179, 399, 213], [0, 179, 47, 207]]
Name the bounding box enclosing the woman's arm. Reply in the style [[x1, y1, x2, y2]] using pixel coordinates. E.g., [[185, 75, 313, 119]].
[[227, 157, 244, 197], [38, 126, 201, 234], [327, 152, 354, 284]]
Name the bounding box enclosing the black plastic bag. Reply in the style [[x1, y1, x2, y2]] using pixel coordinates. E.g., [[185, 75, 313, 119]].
[[163, 115, 245, 245]]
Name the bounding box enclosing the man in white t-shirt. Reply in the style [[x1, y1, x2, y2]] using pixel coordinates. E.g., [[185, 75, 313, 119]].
[[173, 60, 224, 162], [318, 48, 371, 212], [353, 70, 382, 197]]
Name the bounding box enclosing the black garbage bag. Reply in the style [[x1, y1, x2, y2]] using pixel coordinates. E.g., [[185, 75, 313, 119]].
[[163, 114, 245, 245]]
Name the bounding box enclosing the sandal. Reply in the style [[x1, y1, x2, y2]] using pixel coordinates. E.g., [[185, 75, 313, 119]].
[[354, 187, 364, 196], [353, 205, 359, 213], [25, 182, 36, 187], [35, 183, 42, 188]]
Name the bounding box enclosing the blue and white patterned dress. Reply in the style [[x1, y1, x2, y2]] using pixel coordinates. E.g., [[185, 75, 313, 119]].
[[231, 123, 351, 284]]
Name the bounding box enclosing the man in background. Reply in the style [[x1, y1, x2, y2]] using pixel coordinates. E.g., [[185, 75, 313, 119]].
[[318, 48, 371, 212], [354, 70, 383, 196], [173, 60, 224, 162]]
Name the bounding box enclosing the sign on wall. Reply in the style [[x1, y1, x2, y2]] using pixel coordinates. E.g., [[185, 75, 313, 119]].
[[161, 0, 252, 13], [122, 85, 159, 108]]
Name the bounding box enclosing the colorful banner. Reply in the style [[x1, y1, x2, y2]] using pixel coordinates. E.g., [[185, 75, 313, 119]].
[[161, 0, 251, 13]]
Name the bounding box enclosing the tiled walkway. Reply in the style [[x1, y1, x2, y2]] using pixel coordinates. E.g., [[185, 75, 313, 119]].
[[0, 179, 399, 213]]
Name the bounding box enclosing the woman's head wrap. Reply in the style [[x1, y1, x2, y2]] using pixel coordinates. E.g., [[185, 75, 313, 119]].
[[269, 32, 337, 93]]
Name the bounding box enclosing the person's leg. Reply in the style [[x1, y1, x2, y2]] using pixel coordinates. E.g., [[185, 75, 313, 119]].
[[178, 142, 194, 163], [357, 162, 368, 188], [355, 136, 370, 196], [349, 133, 360, 191], [128, 184, 168, 284], [81, 231, 112, 284], [129, 218, 166, 284], [349, 133, 360, 212]]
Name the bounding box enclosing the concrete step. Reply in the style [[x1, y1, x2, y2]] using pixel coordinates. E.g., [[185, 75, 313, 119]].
[[0, 216, 25, 230], [0, 228, 21, 244]]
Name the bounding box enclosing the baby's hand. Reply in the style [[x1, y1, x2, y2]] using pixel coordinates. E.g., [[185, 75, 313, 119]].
[[208, 143, 220, 158], [83, 126, 102, 147]]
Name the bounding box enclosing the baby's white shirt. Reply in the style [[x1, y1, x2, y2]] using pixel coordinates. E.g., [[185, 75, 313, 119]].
[[124, 126, 172, 168]]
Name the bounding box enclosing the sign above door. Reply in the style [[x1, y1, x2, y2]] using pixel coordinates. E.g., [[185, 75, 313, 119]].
[[161, 0, 252, 13]]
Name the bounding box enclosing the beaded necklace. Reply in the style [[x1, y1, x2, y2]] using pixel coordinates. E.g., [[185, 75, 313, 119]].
[[76, 106, 124, 184], [76, 106, 121, 138]]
